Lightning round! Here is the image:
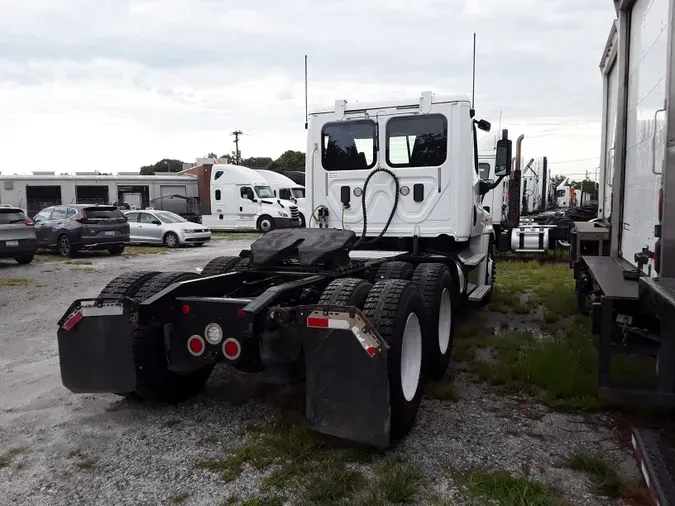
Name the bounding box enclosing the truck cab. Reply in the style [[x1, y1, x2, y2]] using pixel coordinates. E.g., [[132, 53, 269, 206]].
[[478, 132, 508, 235], [255, 169, 307, 227], [201, 164, 300, 232], [306, 92, 504, 256]]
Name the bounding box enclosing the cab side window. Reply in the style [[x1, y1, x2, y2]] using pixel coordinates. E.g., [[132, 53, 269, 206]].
[[279, 189, 291, 200], [240, 187, 254, 200]]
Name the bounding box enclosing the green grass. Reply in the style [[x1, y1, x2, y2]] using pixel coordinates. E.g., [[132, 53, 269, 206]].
[[0, 459, 9, 469], [0, 278, 31, 287], [425, 380, 459, 401], [123, 246, 167, 256], [64, 259, 92, 265], [197, 411, 380, 503], [566, 452, 647, 500], [455, 324, 601, 411], [465, 470, 567, 506], [211, 232, 261, 241], [238, 497, 285, 506], [376, 457, 424, 504], [171, 495, 189, 504]]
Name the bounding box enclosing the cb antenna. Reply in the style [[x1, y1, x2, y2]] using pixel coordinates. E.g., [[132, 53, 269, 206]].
[[304, 55, 308, 130], [471, 32, 476, 108]]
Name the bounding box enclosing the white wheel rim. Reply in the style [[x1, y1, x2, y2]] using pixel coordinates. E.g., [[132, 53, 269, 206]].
[[438, 288, 452, 354], [261, 219, 271, 231], [400, 312, 422, 402]]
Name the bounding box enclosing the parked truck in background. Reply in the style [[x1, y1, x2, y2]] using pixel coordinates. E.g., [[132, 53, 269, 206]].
[[55, 91, 512, 447], [574, 2, 675, 502], [255, 169, 307, 226]]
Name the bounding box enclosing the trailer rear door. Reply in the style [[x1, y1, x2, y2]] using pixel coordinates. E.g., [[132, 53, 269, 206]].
[[620, 0, 670, 270]]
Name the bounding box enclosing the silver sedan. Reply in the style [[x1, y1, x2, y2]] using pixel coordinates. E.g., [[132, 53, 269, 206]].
[[124, 210, 211, 248]]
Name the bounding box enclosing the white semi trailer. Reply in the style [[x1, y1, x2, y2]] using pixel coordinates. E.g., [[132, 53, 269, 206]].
[[574, 1, 675, 500]]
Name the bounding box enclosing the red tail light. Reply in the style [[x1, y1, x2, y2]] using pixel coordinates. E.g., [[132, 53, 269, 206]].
[[117, 217, 128, 223], [24, 221, 34, 227], [655, 239, 661, 274], [76, 218, 95, 224]]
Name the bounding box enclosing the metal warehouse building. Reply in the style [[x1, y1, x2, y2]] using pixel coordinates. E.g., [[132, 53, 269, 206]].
[[0, 172, 198, 218]]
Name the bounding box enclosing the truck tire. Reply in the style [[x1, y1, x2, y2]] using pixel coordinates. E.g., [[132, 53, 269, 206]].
[[318, 278, 372, 309], [98, 271, 160, 299], [375, 261, 415, 281], [412, 263, 455, 380], [131, 272, 214, 403], [233, 258, 250, 271], [363, 279, 425, 440], [257, 215, 276, 233], [201, 256, 242, 277]]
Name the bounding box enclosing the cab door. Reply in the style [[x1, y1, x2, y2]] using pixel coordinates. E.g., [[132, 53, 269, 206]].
[[238, 186, 258, 229]]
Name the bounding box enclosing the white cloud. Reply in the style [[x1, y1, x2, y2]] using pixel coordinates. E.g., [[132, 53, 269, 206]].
[[0, 0, 615, 176]]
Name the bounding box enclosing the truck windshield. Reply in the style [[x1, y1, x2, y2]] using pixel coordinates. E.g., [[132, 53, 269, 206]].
[[292, 188, 305, 198], [322, 120, 376, 171], [255, 186, 275, 199]]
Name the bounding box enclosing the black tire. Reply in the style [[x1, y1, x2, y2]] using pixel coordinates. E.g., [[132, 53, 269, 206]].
[[15, 255, 34, 265], [233, 258, 250, 271], [257, 215, 276, 233], [98, 271, 160, 299], [57, 234, 74, 258], [375, 261, 415, 281], [97, 271, 162, 399], [131, 272, 214, 403], [318, 278, 372, 309], [299, 213, 306, 228], [201, 256, 242, 277], [412, 263, 456, 380], [109, 246, 125, 256], [163, 232, 179, 248], [364, 280, 425, 440]]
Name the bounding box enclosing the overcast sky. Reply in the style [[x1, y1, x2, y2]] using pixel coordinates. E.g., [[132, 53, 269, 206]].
[[0, 0, 615, 179]]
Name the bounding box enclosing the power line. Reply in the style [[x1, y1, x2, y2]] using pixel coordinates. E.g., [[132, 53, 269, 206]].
[[547, 157, 600, 165]]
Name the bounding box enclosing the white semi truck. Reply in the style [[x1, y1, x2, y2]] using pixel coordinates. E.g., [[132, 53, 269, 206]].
[[55, 91, 511, 447], [574, 1, 675, 500]]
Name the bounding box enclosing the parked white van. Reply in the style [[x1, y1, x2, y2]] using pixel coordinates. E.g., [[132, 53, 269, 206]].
[[201, 164, 300, 232], [255, 169, 307, 226]]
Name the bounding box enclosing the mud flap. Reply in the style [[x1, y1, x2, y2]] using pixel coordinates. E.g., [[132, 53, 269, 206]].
[[299, 308, 390, 448], [57, 299, 136, 393]]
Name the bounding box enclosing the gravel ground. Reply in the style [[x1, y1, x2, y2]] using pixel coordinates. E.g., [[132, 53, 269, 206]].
[[0, 244, 643, 506]]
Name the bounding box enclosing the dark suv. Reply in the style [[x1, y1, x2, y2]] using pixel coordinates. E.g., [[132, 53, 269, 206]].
[[34, 205, 130, 257], [0, 206, 38, 264]]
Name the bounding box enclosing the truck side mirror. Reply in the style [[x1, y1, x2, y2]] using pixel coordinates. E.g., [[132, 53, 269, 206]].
[[475, 119, 491, 132], [495, 134, 512, 177]]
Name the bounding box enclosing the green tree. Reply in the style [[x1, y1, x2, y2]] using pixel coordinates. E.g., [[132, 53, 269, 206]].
[[268, 150, 305, 172], [139, 158, 185, 175], [241, 157, 274, 169], [206, 152, 218, 159]]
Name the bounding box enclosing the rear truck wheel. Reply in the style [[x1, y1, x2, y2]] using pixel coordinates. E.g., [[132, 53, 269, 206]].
[[233, 258, 250, 271], [108, 246, 125, 256], [131, 271, 214, 403], [201, 256, 242, 277], [375, 261, 415, 281], [364, 279, 425, 440], [57, 234, 74, 258], [96, 271, 162, 398], [257, 215, 276, 233], [299, 213, 306, 228], [98, 271, 160, 299], [15, 254, 34, 265], [319, 278, 372, 308], [412, 263, 456, 380], [163, 232, 179, 248]]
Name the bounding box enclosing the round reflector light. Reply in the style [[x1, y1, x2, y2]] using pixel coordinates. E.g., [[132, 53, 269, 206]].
[[353, 187, 363, 197], [222, 338, 241, 360], [182, 304, 191, 314], [187, 335, 205, 356], [205, 323, 223, 345], [400, 186, 410, 196]]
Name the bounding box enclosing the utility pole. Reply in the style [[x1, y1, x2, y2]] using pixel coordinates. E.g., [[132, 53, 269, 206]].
[[231, 130, 243, 165]]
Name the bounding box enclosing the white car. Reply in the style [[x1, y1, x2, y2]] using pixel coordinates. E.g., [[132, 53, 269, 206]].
[[124, 210, 211, 248]]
